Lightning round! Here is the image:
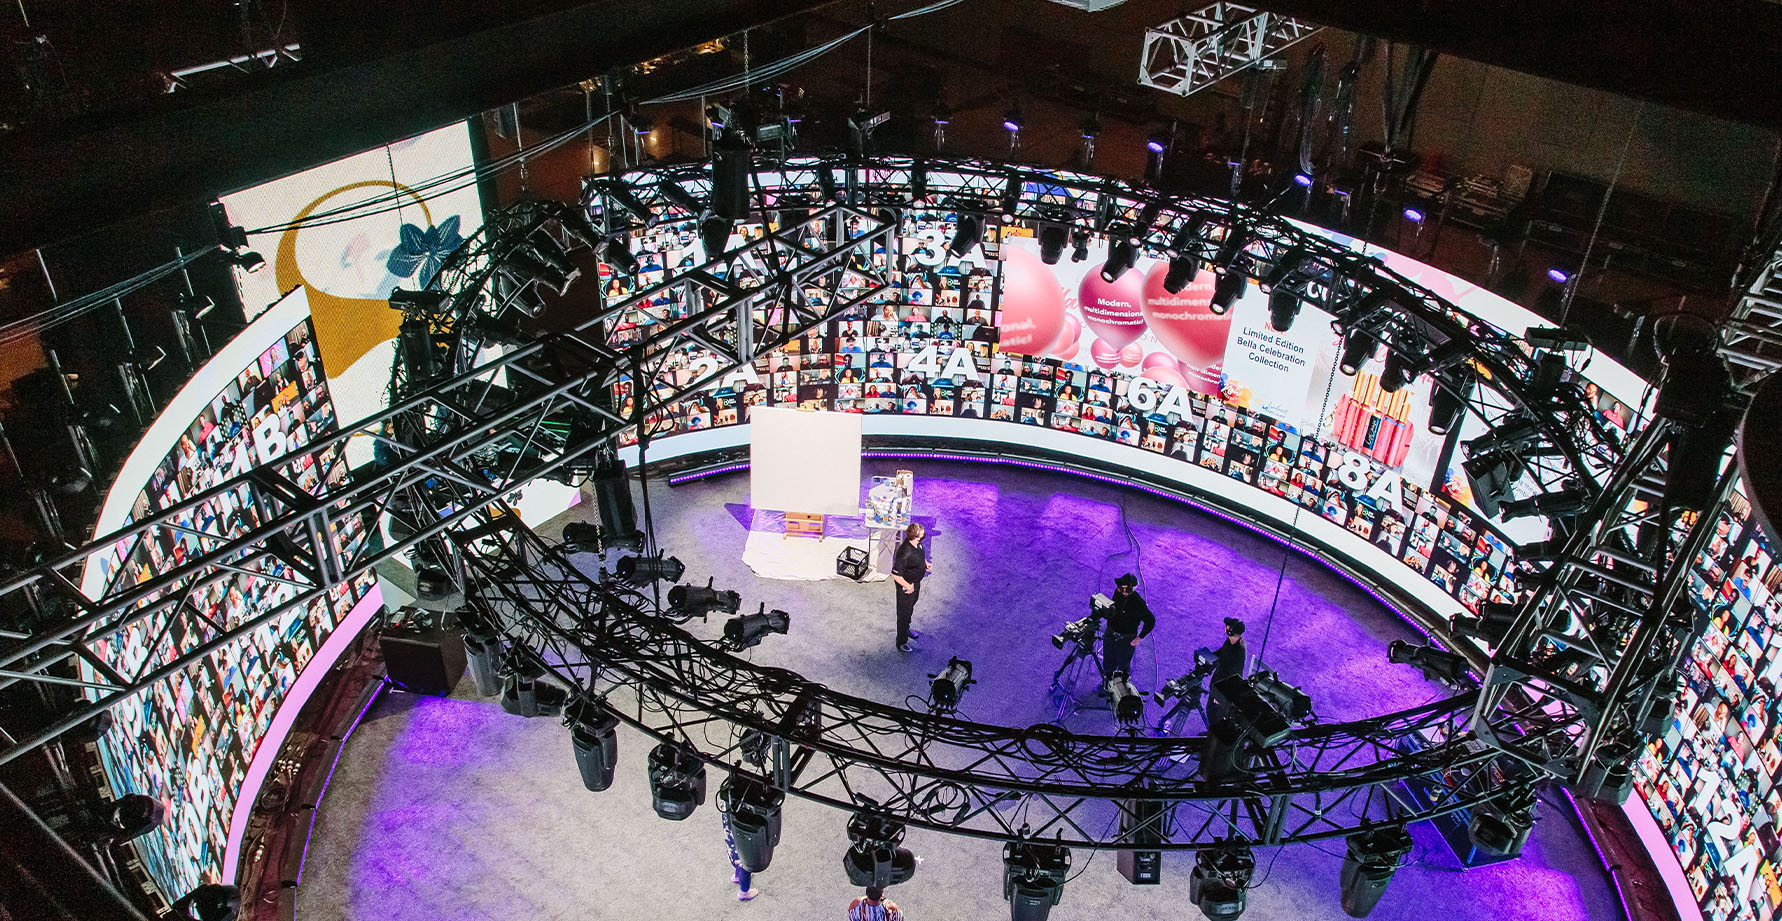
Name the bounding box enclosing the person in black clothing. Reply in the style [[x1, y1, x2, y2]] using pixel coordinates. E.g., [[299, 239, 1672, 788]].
[[1200, 617, 1248, 726], [1101, 573, 1155, 680], [891, 523, 931, 652]]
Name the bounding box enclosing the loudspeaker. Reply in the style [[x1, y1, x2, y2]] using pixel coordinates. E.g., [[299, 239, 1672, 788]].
[[380, 625, 467, 696], [593, 457, 637, 539], [1117, 796, 1164, 884]]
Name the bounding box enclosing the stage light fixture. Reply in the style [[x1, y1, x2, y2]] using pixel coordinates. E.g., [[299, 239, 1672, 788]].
[[1146, 131, 1168, 154], [1003, 105, 1025, 134], [844, 811, 918, 887], [647, 741, 708, 820], [1402, 207, 1425, 223], [1248, 669, 1313, 722], [949, 214, 986, 258], [1338, 327, 1379, 375], [1425, 370, 1473, 435], [700, 213, 735, 258], [631, 111, 654, 136], [1213, 675, 1290, 747], [1167, 213, 1209, 259], [1267, 287, 1300, 331], [501, 653, 568, 718], [230, 251, 266, 274], [1003, 835, 1072, 921], [1164, 257, 1198, 295], [604, 236, 639, 275], [818, 165, 841, 203], [1070, 229, 1091, 262], [1386, 640, 1471, 688], [505, 251, 578, 296], [1379, 347, 1412, 393], [1190, 844, 1255, 920], [172, 884, 241, 921], [720, 772, 785, 871], [929, 656, 976, 714], [931, 104, 950, 148], [1575, 737, 1638, 805], [603, 182, 658, 229], [1665, 410, 1739, 512], [1133, 200, 1164, 242], [462, 626, 502, 696], [1293, 172, 1314, 187], [1339, 825, 1413, 918], [1209, 267, 1246, 315], [668, 578, 741, 621], [1000, 173, 1022, 222], [615, 552, 685, 584], [1498, 485, 1590, 521], [560, 521, 608, 555], [723, 603, 790, 650], [1105, 671, 1145, 726], [107, 793, 166, 842], [1468, 415, 1543, 456], [568, 699, 621, 792], [1461, 451, 1518, 518], [1212, 225, 1250, 271], [1037, 222, 1070, 265], [1102, 238, 1136, 283], [1260, 248, 1306, 292], [1466, 785, 1536, 857], [1546, 266, 1572, 285]]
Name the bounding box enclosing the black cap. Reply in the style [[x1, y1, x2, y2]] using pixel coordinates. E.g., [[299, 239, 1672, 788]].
[[1115, 573, 1138, 588], [1224, 617, 1245, 635], [865, 886, 885, 901]]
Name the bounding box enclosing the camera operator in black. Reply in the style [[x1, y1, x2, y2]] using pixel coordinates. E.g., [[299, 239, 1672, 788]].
[[1101, 573, 1155, 680], [1201, 617, 1247, 725]]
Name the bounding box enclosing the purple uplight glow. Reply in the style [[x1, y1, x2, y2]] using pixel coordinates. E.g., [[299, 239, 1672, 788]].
[[1548, 267, 1572, 284], [1565, 790, 1635, 921], [668, 451, 1429, 635], [1146, 139, 1166, 153], [1403, 207, 1426, 223], [1003, 119, 1022, 133], [295, 677, 388, 886], [1293, 173, 1314, 187]]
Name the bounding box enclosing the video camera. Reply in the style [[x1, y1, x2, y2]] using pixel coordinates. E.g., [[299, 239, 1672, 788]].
[[1156, 658, 1217, 705]]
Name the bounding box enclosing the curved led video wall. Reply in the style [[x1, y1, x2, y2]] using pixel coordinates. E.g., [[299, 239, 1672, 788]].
[[78, 289, 380, 900]]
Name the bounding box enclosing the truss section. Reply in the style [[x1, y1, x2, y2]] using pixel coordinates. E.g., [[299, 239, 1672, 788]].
[[458, 514, 1515, 851], [0, 199, 894, 768], [1139, 3, 1323, 97]]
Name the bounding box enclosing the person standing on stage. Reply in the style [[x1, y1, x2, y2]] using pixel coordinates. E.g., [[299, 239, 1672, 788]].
[[1101, 573, 1155, 680], [1201, 617, 1248, 726], [847, 886, 904, 921], [891, 523, 931, 653]]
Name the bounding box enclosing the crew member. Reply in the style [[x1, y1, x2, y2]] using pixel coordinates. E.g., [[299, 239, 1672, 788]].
[[1101, 573, 1155, 680], [1202, 617, 1248, 725], [891, 523, 931, 653]]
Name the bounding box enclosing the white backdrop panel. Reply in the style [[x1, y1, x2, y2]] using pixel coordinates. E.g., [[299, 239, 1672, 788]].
[[749, 407, 862, 516]]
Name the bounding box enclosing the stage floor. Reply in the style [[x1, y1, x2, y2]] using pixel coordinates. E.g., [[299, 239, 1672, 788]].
[[295, 459, 1622, 921]]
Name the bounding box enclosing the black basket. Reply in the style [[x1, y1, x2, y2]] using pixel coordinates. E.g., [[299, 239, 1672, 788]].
[[836, 546, 870, 580]]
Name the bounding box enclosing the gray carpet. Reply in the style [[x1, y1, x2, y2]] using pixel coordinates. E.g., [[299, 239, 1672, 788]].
[[294, 460, 1621, 921]]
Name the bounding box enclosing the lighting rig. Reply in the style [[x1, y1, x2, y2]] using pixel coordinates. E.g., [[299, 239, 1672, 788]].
[[0, 157, 1736, 918]]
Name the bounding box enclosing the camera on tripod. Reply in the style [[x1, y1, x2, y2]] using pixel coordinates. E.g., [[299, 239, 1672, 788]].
[[1050, 616, 1098, 651], [1156, 658, 1217, 705]]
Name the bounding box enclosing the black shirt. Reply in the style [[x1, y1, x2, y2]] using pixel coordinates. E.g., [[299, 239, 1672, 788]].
[[1212, 639, 1246, 683], [893, 541, 927, 586], [1103, 591, 1155, 639]]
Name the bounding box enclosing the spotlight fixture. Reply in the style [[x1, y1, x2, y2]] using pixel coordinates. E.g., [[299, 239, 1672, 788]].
[[567, 698, 621, 792], [1102, 238, 1136, 283], [604, 236, 639, 275], [1546, 266, 1573, 285], [1213, 675, 1290, 748], [172, 884, 241, 921], [229, 251, 266, 274], [1000, 173, 1022, 222], [1004, 833, 1072, 921], [1462, 451, 1518, 518], [1339, 825, 1414, 918], [1402, 207, 1425, 223], [1212, 224, 1250, 270], [1164, 257, 1198, 295], [1209, 267, 1247, 315], [1105, 672, 1145, 726], [1576, 737, 1639, 805], [1292, 172, 1314, 187], [1146, 131, 1168, 154], [615, 552, 685, 584], [1166, 214, 1209, 259], [668, 579, 742, 621], [1338, 327, 1379, 375], [1248, 669, 1313, 722], [1451, 603, 1520, 649], [1070, 229, 1091, 263], [1133, 200, 1164, 242], [1190, 843, 1256, 920], [1466, 785, 1536, 857], [1386, 640, 1472, 688], [720, 771, 785, 871], [1003, 105, 1024, 134], [1425, 369, 1473, 435], [501, 653, 568, 717], [844, 811, 918, 887], [1037, 221, 1070, 265], [928, 656, 976, 714], [561, 521, 610, 555], [603, 181, 658, 229], [1379, 347, 1412, 393], [1260, 248, 1306, 293], [647, 741, 708, 820], [1498, 484, 1590, 521], [723, 603, 790, 650], [949, 213, 985, 258], [1267, 287, 1300, 331], [106, 794, 167, 842]]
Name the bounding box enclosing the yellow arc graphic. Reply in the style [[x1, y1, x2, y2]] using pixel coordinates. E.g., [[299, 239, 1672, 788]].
[[275, 181, 433, 379]]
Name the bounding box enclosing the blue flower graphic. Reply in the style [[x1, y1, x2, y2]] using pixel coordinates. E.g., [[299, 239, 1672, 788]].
[[386, 215, 464, 286]]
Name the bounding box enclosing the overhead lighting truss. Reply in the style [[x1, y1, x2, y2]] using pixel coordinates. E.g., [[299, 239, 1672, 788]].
[[1139, 3, 1323, 97]]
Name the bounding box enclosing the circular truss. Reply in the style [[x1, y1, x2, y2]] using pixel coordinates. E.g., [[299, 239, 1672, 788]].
[[373, 154, 1666, 852]]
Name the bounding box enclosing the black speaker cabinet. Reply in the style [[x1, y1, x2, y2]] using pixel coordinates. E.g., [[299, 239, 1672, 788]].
[[380, 625, 467, 696]]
